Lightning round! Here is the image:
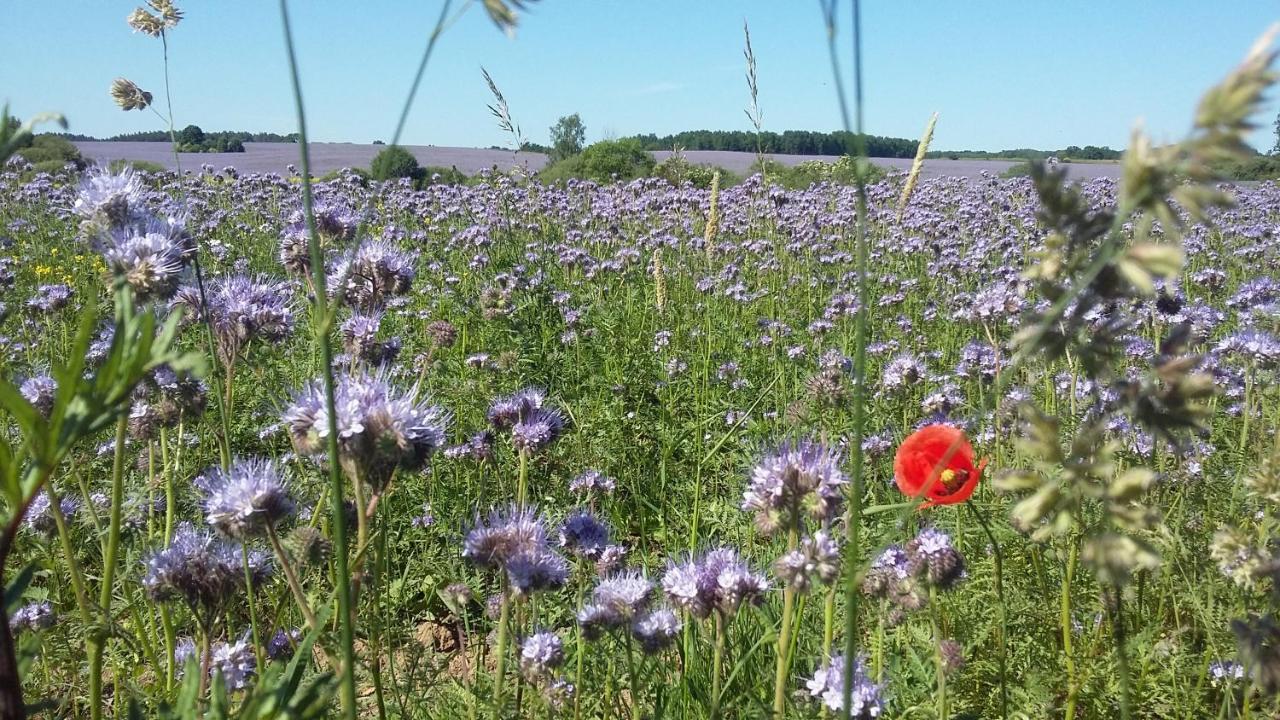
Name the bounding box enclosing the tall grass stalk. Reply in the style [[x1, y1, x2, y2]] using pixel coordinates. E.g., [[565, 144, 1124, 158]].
[[820, 0, 874, 716], [898, 111, 938, 221], [277, 2, 358, 717]]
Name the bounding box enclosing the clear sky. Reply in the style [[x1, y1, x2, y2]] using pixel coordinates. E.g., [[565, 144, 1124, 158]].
[[2, 2, 1278, 152]]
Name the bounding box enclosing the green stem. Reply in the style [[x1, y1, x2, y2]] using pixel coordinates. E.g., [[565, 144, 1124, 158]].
[[516, 448, 529, 508], [89, 414, 129, 720], [277, 3, 357, 717], [967, 502, 1008, 720], [1063, 536, 1080, 718], [241, 544, 265, 670], [930, 585, 948, 720], [624, 632, 642, 720], [820, 588, 837, 719], [265, 523, 329, 657], [492, 591, 512, 719], [1113, 586, 1132, 720], [711, 612, 726, 720], [772, 528, 799, 719]]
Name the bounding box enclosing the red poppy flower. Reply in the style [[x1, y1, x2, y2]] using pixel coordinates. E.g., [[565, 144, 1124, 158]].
[[893, 424, 987, 507]]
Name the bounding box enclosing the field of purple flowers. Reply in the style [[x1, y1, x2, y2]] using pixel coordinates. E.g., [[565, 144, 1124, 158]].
[[0, 143, 1276, 719], [1, 2, 1279, 719]]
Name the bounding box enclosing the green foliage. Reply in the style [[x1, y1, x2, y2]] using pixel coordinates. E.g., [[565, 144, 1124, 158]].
[[549, 113, 585, 162], [1209, 154, 1280, 180], [1000, 161, 1033, 178], [15, 134, 83, 168], [177, 124, 205, 146], [628, 128, 918, 157], [752, 155, 885, 189], [574, 138, 655, 181], [318, 167, 371, 185], [370, 145, 422, 181], [420, 165, 468, 186], [652, 153, 737, 189], [107, 159, 167, 174]]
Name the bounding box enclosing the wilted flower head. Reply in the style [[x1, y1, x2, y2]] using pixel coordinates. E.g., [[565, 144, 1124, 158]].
[[806, 654, 884, 717], [742, 440, 846, 534], [282, 368, 449, 488], [196, 457, 295, 539], [661, 547, 768, 620], [111, 77, 153, 110]]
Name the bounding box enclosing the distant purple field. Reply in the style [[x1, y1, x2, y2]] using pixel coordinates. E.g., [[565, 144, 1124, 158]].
[[73, 141, 1123, 180]]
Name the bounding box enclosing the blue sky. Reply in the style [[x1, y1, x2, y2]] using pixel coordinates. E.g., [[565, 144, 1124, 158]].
[[2, 2, 1278, 152]]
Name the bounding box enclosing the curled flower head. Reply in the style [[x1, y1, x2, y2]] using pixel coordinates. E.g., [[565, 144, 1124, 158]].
[[10, 601, 55, 633], [590, 571, 653, 622], [462, 505, 548, 569], [632, 607, 682, 654], [569, 468, 615, 495], [19, 373, 56, 418], [520, 630, 564, 679], [143, 523, 272, 610], [172, 274, 295, 363], [487, 387, 546, 430], [905, 527, 966, 590], [102, 222, 189, 301], [75, 166, 145, 227], [742, 440, 847, 534], [282, 369, 449, 488], [328, 239, 418, 310], [661, 547, 768, 620], [774, 530, 841, 593], [196, 457, 295, 539], [558, 508, 609, 559], [512, 407, 567, 454], [893, 424, 986, 507]]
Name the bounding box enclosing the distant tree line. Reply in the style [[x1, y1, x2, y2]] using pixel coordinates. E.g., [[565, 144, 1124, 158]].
[[925, 145, 1121, 161], [57, 128, 300, 144], [626, 129, 920, 158]]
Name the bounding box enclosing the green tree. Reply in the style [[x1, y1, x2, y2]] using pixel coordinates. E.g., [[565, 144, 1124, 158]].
[[177, 124, 205, 146], [370, 145, 421, 181], [549, 113, 586, 161], [577, 138, 654, 181]]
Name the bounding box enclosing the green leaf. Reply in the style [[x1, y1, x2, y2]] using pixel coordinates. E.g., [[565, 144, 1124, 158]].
[[4, 563, 36, 614]]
